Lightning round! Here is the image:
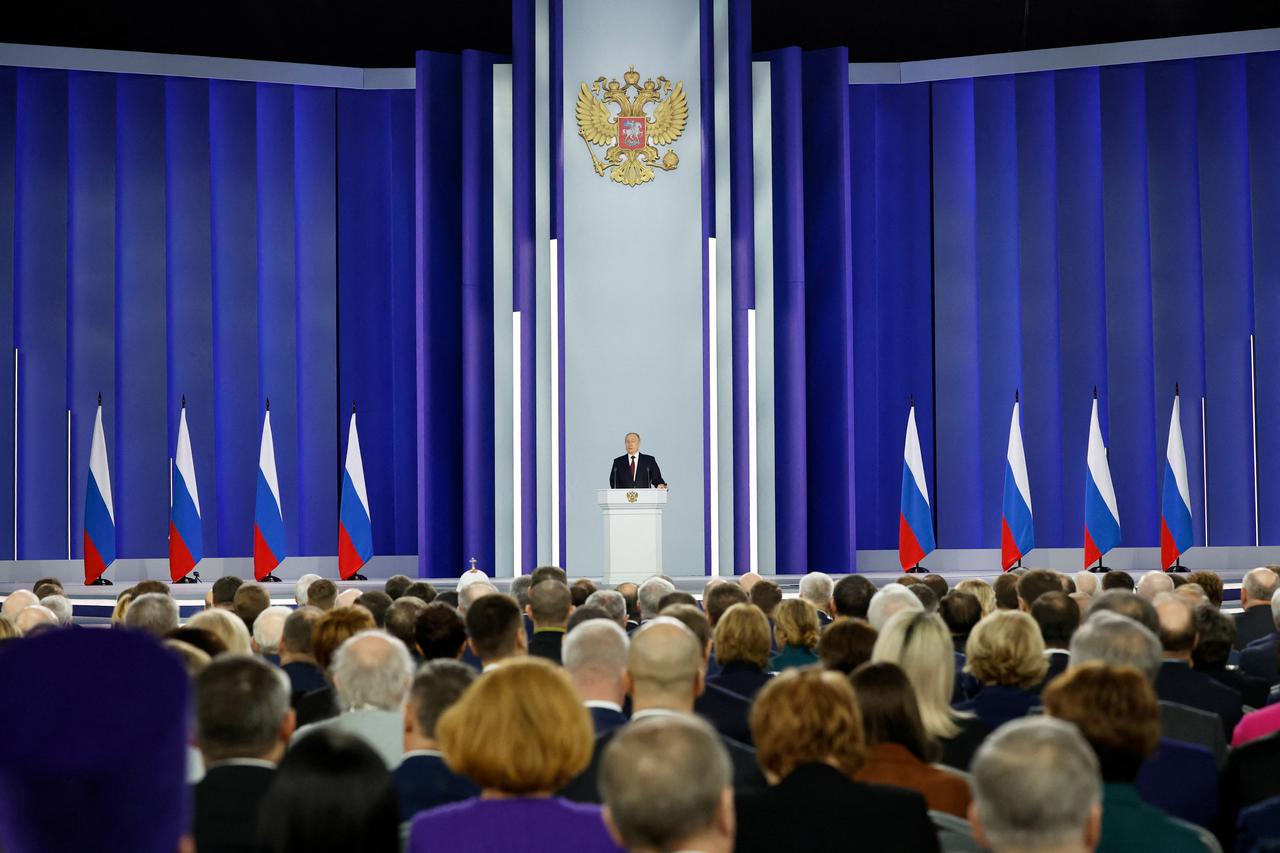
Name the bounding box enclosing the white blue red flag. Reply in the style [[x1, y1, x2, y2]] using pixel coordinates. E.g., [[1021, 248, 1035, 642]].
[[169, 399, 203, 581], [1001, 393, 1035, 570], [1160, 388, 1193, 569], [253, 403, 287, 580], [338, 408, 373, 580], [899, 403, 936, 570], [83, 397, 116, 584], [1083, 391, 1121, 567]]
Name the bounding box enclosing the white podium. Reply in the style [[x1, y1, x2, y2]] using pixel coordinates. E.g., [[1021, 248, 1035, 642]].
[[597, 489, 668, 584]]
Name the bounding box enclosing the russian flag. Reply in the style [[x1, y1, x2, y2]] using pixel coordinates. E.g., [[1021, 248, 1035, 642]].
[[1083, 391, 1121, 567], [338, 407, 373, 580], [899, 403, 936, 570], [169, 399, 203, 582], [1001, 393, 1035, 570], [253, 403, 287, 581], [1160, 388, 1193, 569], [83, 398, 116, 584]]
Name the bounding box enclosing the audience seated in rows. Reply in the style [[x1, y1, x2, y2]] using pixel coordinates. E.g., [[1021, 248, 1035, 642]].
[[659, 603, 754, 745], [563, 618, 631, 735], [1030, 590, 1078, 688], [708, 603, 774, 700], [957, 610, 1047, 731], [395, 659, 479, 821], [1154, 592, 1243, 739], [797, 571, 835, 625]]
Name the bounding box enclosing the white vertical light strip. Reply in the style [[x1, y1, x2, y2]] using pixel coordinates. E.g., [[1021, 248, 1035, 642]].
[[66, 409, 71, 559], [1252, 334, 1260, 545], [492, 63, 515, 577], [747, 308, 759, 572], [513, 312, 523, 576], [1202, 395, 1209, 545], [550, 238, 560, 567], [708, 237, 720, 576], [12, 348, 16, 559]]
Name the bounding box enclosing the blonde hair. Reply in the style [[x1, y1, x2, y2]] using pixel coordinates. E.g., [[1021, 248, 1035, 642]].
[[772, 599, 820, 650], [965, 610, 1048, 689], [750, 669, 865, 780], [955, 579, 996, 617], [437, 657, 592, 793], [873, 610, 966, 739], [186, 609, 252, 655], [713, 603, 772, 668], [111, 590, 136, 625], [165, 639, 212, 677], [0, 614, 20, 639]]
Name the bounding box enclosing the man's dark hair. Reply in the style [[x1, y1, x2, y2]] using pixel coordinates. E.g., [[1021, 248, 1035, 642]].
[[818, 618, 878, 674], [166, 627, 228, 659], [435, 590, 460, 609], [704, 583, 748, 626], [617, 583, 641, 623], [403, 581, 437, 604], [1191, 604, 1235, 670], [281, 607, 323, 657], [134, 579, 172, 598], [383, 575, 413, 601], [32, 578, 64, 599], [570, 578, 598, 607], [530, 565, 568, 587], [385, 597, 428, 653], [1061, 575, 1077, 594], [211, 576, 244, 606], [528, 580, 572, 626], [353, 591, 393, 627], [660, 604, 713, 650], [1101, 571, 1135, 592], [567, 605, 613, 632], [938, 591, 981, 640], [1017, 570, 1062, 608], [1169, 574, 1189, 589], [415, 602, 468, 660], [1089, 590, 1159, 634], [1031, 591, 1080, 648], [920, 574, 948, 599], [409, 660, 475, 739], [993, 573, 1020, 610], [196, 655, 290, 762], [464, 594, 523, 661], [907, 584, 938, 613], [658, 591, 697, 611], [833, 575, 876, 619], [233, 583, 271, 631], [307, 578, 338, 610], [749, 580, 783, 616]]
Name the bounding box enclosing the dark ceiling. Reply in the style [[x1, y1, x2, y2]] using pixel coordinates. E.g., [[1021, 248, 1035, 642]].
[[3, 0, 1278, 68]]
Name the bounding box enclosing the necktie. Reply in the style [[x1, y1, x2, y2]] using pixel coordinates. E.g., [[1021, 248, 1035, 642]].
[[630, 456, 636, 481]]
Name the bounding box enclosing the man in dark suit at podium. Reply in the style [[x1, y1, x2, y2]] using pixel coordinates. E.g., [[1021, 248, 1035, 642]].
[[609, 432, 668, 489]]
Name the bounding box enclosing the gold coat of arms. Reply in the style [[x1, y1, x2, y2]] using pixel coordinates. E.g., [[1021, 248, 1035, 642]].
[[576, 66, 688, 187]]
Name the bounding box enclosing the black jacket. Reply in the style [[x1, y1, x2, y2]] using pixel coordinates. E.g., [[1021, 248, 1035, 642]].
[[694, 683, 754, 745], [1156, 660, 1243, 740], [609, 453, 665, 488], [1218, 731, 1280, 848], [193, 763, 275, 853], [528, 629, 565, 665], [1235, 606, 1277, 651]]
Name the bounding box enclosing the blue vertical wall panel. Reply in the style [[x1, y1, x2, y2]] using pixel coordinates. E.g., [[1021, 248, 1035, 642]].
[[1249, 53, 1280, 544], [1146, 61, 1208, 546], [387, 90, 419, 555], [931, 78, 983, 548], [849, 85, 881, 552], [1197, 55, 1257, 547], [67, 72, 116, 559], [0, 69, 15, 557], [1099, 65, 1160, 547], [14, 69, 68, 559], [209, 80, 260, 557], [164, 76, 218, 555], [114, 75, 169, 557], [293, 86, 338, 557]]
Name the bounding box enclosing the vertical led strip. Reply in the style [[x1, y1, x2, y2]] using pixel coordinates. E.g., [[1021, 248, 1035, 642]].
[[66, 409, 71, 559], [550, 238, 560, 567], [12, 349, 16, 559], [1252, 334, 1260, 545], [747, 308, 758, 572], [1201, 395, 1209, 545], [513, 312, 523, 576], [707, 237, 720, 576]]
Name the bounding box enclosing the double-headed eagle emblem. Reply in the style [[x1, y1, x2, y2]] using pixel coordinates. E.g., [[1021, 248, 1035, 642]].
[[576, 66, 688, 187]]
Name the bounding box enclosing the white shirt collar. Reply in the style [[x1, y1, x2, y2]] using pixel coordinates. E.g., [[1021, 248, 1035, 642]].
[[1045, 648, 1071, 656], [584, 700, 623, 713], [482, 662, 502, 672], [403, 749, 445, 760], [631, 708, 689, 722], [206, 757, 276, 771]]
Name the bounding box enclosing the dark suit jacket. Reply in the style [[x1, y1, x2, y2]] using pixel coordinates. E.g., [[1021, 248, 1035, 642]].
[[1204, 666, 1271, 710], [1239, 633, 1279, 684], [282, 660, 326, 702], [1236, 606, 1277, 650], [528, 629, 565, 665], [1219, 731, 1280, 848], [294, 685, 338, 727], [394, 751, 479, 822], [954, 684, 1041, 731], [587, 704, 628, 735], [1157, 660, 1242, 739], [733, 763, 940, 853], [1038, 650, 1071, 691], [938, 714, 991, 771], [193, 763, 275, 853], [709, 661, 773, 701], [609, 453, 665, 488], [1135, 738, 1219, 829], [694, 683, 753, 745]]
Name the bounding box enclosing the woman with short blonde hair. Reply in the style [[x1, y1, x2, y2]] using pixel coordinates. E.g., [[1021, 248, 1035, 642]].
[[955, 578, 996, 616], [0, 614, 20, 640], [409, 657, 619, 851], [709, 603, 774, 699], [769, 599, 821, 671], [186, 608, 252, 655], [956, 610, 1048, 732]]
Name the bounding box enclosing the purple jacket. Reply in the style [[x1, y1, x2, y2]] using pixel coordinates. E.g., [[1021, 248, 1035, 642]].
[[408, 796, 623, 853]]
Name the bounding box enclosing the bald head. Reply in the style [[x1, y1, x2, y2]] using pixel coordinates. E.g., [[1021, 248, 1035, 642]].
[[564, 620, 629, 706], [1243, 567, 1279, 608], [739, 572, 762, 595], [1135, 571, 1174, 601], [2, 589, 37, 617], [1072, 571, 1099, 597], [336, 588, 362, 609], [458, 582, 498, 614], [627, 619, 703, 709], [15, 604, 57, 634], [330, 631, 415, 711], [1154, 593, 1196, 657]]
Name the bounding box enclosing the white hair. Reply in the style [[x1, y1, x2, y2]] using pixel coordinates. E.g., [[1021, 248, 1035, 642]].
[[294, 574, 321, 608], [798, 572, 834, 608], [1069, 611, 1162, 683], [564, 619, 629, 680], [585, 589, 627, 624], [252, 606, 291, 656], [867, 584, 924, 631], [331, 630, 415, 712], [458, 582, 498, 614], [125, 592, 180, 636], [1072, 571, 1099, 597], [1243, 567, 1279, 604], [38, 594, 73, 626], [1135, 570, 1174, 601], [638, 577, 676, 620]]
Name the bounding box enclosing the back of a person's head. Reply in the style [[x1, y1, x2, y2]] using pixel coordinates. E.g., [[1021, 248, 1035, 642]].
[[570, 578, 598, 607], [1154, 593, 1196, 654], [939, 590, 982, 639], [1244, 566, 1279, 604], [32, 578, 64, 600], [955, 578, 996, 616], [252, 606, 292, 656], [330, 631, 414, 712], [233, 582, 271, 631], [873, 610, 960, 739], [353, 590, 394, 627], [637, 576, 676, 620], [713, 603, 772, 668], [510, 575, 534, 607], [564, 618, 629, 681], [850, 661, 935, 762], [1072, 571, 1099, 597], [993, 573, 1020, 610], [415, 601, 468, 660], [1135, 570, 1174, 601], [258, 728, 399, 853], [1088, 589, 1158, 634], [629, 619, 703, 700], [403, 581, 437, 604], [748, 580, 783, 616], [311, 606, 377, 670], [617, 582, 641, 623], [921, 573, 948, 599], [409, 659, 476, 739], [437, 657, 591, 794], [196, 654, 291, 762], [1, 588, 37, 617], [529, 565, 568, 588], [970, 717, 1101, 853], [867, 583, 924, 631], [293, 573, 321, 607], [798, 571, 835, 609], [1192, 604, 1235, 669], [307, 578, 338, 610], [167, 626, 229, 659], [818, 617, 878, 674], [37, 594, 73, 626], [189, 607, 254, 655], [212, 575, 244, 606], [458, 581, 498, 613], [1185, 570, 1223, 607], [657, 590, 697, 611], [1016, 569, 1061, 608], [529, 579, 573, 626], [656, 603, 712, 652], [124, 592, 180, 636], [1030, 591, 1080, 648], [1042, 661, 1160, 782], [965, 610, 1047, 689], [906, 583, 939, 614], [751, 668, 864, 781], [384, 597, 427, 652], [773, 598, 820, 650], [704, 582, 748, 625], [465, 593, 524, 662], [383, 574, 413, 600], [584, 589, 627, 625], [600, 715, 732, 852], [833, 574, 876, 619], [133, 579, 171, 598], [1100, 570, 1134, 592], [1070, 611, 1162, 683], [567, 605, 612, 632], [280, 606, 322, 657]]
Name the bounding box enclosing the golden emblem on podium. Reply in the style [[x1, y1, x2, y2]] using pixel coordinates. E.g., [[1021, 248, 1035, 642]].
[[576, 66, 688, 187], [626, 491, 639, 503]]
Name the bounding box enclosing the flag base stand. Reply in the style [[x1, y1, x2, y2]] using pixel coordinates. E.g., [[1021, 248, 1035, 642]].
[[1088, 564, 1110, 574], [88, 576, 113, 586], [172, 574, 200, 584], [904, 564, 929, 574], [346, 573, 368, 581], [260, 574, 282, 583], [1165, 559, 1189, 574]]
